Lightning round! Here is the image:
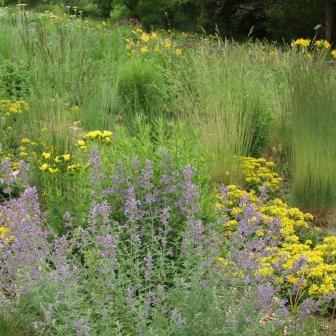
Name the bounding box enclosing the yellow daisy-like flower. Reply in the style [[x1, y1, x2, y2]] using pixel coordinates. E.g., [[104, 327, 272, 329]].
[[0, 226, 10, 237], [20, 137, 31, 144], [255, 229, 265, 237], [214, 202, 223, 210], [42, 152, 51, 160], [308, 284, 320, 295], [164, 40, 172, 49], [0, 226, 13, 243], [39, 163, 49, 171], [315, 39, 331, 49], [67, 163, 81, 171], [140, 46, 149, 54], [291, 38, 311, 48], [260, 267, 273, 278], [102, 130, 112, 138], [48, 167, 58, 174], [140, 33, 150, 42], [331, 49, 336, 59], [77, 139, 86, 147]]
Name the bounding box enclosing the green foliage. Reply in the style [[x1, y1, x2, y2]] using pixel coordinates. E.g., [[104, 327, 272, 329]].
[[0, 315, 21, 336], [0, 60, 30, 100], [93, 0, 113, 17], [110, 1, 132, 22], [117, 58, 170, 123]]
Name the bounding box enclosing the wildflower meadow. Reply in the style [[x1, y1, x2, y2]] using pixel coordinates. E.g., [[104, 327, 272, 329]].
[[0, 3, 336, 336]]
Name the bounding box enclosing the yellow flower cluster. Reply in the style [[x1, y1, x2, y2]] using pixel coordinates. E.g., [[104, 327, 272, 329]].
[[215, 157, 336, 301], [0, 100, 28, 115], [39, 152, 80, 174], [314, 39, 331, 49], [126, 28, 182, 57], [0, 226, 13, 244], [261, 237, 336, 297], [291, 38, 336, 59], [241, 157, 281, 194], [16, 137, 38, 158], [291, 38, 311, 48], [77, 130, 112, 150], [5, 129, 111, 177]]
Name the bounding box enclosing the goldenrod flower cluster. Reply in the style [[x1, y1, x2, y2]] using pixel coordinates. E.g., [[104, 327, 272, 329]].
[[77, 130, 112, 150], [126, 28, 182, 57], [215, 157, 336, 302], [241, 157, 281, 195], [260, 236, 336, 297], [0, 226, 13, 244]]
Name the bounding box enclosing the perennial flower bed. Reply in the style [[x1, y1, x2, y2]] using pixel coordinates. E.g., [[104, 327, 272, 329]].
[[216, 157, 336, 310], [1, 9, 336, 333]]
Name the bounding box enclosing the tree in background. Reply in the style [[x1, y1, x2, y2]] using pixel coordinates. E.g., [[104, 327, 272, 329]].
[[325, 0, 336, 41], [108, 0, 198, 30], [93, 0, 113, 17], [2, 1, 332, 43], [265, 0, 324, 41], [198, 0, 274, 38]]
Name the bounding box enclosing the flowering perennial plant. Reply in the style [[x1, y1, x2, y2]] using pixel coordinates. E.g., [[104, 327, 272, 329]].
[[215, 157, 336, 310], [315, 40, 331, 50], [291, 38, 336, 60], [291, 38, 311, 48], [241, 157, 281, 196], [126, 28, 183, 57], [39, 151, 80, 174], [0, 99, 28, 115], [77, 130, 113, 150]]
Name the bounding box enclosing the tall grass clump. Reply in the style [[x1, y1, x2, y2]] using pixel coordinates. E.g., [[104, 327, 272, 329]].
[[281, 56, 336, 214], [116, 57, 172, 126], [175, 41, 271, 183]]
